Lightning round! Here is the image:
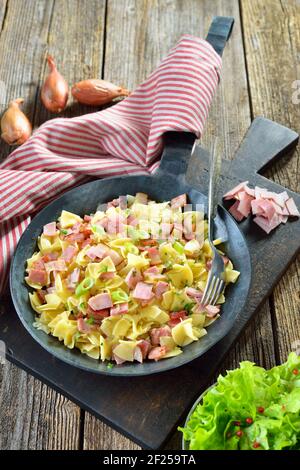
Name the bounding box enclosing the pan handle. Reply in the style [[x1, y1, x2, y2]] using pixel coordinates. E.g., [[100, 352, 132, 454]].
[[154, 131, 196, 179], [206, 16, 234, 56], [155, 17, 234, 180]]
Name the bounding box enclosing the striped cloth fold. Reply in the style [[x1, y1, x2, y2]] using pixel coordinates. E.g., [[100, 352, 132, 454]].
[[0, 35, 222, 295]]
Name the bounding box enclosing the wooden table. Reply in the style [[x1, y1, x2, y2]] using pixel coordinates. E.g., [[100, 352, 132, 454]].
[[0, 0, 299, 450]]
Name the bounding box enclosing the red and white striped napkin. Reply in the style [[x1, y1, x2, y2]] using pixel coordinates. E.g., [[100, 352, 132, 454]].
[[0, 35, 222, 294]]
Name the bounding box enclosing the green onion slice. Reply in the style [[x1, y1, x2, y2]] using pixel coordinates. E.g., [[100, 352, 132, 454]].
[[111, 288, 129, 304], [75, 277, 94, 297], [124, 242, 139, 255], [91, 224, 105, 236], [173, 241, 184, 254]]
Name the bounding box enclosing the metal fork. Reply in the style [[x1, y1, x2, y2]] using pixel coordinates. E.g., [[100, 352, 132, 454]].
[[201, 138, 225, 306]]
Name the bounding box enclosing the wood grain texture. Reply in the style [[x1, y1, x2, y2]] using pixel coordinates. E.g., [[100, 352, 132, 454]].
[[33, 0, 106, 127], [83, 417, 140, 450], [0, 0, 8, 30], [0, 0, 105, 450], [241, 0, 300, 363], [0, 0, 55, 162], [0, 361, 80, 449]]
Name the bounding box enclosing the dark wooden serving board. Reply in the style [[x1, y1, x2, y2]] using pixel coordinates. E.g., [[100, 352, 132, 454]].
[[1, 117, 299, 449]]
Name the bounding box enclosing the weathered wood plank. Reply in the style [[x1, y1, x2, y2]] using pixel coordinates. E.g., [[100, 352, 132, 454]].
[[33, 0, 106, 127], [0, 361, 80, 449], [83, 417, 140, 450], [0, 0, 8, 30], [241, 0, 300, 363], [84, 0, 276, 449], [0, 0, 55, 162], [0, 0, 106, 450]]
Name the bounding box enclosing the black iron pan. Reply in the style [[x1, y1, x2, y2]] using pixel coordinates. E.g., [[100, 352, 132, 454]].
[[10, 17, 252, 377]]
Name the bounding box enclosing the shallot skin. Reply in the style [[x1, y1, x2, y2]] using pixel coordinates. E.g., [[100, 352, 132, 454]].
[[71, 79, 130, 106], [41, 55, 69, 113], [1, 98, 32, 145]]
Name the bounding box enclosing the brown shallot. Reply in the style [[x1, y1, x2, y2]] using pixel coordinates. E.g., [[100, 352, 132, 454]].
[[71, 79, 130, 106], [41, 55, 69, 113], [1, 98, 32, 145]]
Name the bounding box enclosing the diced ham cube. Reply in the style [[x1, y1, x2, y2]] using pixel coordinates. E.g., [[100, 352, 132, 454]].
[[285, 197, 300, 217], [127, 215, 139, 226], [71, 222, 81, 233], [43, 222, 57, 237], [32, 259, 45, 270], [148, 346, 167, 361], [137, 340, 151, 360], [125, 268, 143, 289], [223, 181, 249, 200], [160, 223, 173, 239], [133, 282, 154, 300], [147, 247, 161, 265], [144, 266, 160, 275], [107, 249, 123, 266], [154, 281, 169, 298], [206, 259, 212, 270], [150, 326, 171, 346], [113, 353, 126, 365], [204, 304, 220, 318], [36, 289, 46, 303], [251, 199, 265, 215], [87, 307, 110, 322], [106, 214, 126, 235], [186, 287, 203, 299], [65, 232, 85, 243], [253, 213, 282, 234], [270, 201, 289, 216], [28, 269, 47, 286], [84, 215, 92, 222], [100, 271, 115, 280], [237, 191, 254, 218], [171, 193, 187, 208], [88, 293, 113, 311], [222, 256, 229, 265], [61, 245, 77, 263], [67, 268, 80, 288], [279, 214, 289, 224], [253, 199, 276, 220], [42, 252, 59, 262], [229, 200, 245, 221], [81, 238, 92, 248], [271, 191, 289, 208], [244, 185, 255, 197], [86, 244, 107, 260], [96, 217, 108, 230], [133, 346, 143, 363], [168, 310, 188, 327], [77, 318, 92, 333], [107, 197, 126, 208], [110, 302, 129, 316], [45, 259, 66, 272]]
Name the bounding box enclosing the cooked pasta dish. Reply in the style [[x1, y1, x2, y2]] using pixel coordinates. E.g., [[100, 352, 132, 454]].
[[25, 193, 239, 365]]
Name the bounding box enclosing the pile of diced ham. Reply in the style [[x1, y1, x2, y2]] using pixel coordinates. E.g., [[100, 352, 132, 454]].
[[223, 181, 299, 234]]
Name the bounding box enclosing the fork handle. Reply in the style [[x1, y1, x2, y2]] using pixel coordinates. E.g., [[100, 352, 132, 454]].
[[207, 139, 221, 241]]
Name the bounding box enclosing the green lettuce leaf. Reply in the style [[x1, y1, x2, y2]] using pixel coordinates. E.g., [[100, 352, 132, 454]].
[[179, 353, 300, 450]]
